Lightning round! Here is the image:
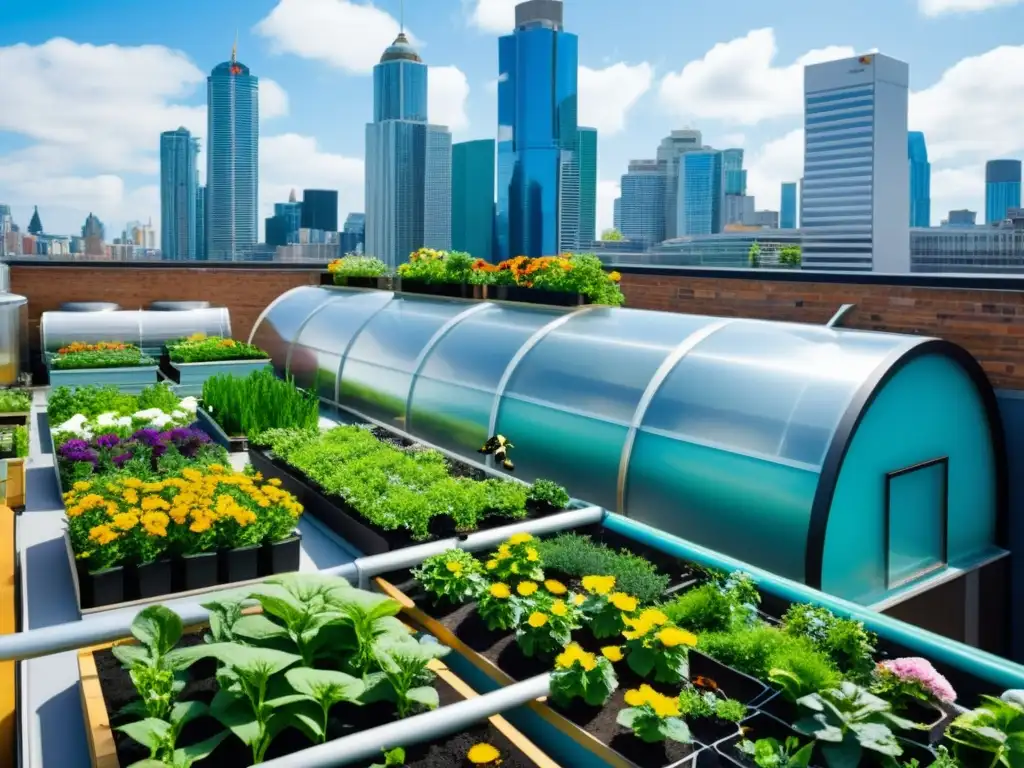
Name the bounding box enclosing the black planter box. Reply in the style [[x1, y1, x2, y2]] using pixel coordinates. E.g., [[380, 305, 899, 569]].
[[133, 559, 173, 600], [327, 274, 392, 290], [195, 406, 247, 453], [900, 699, 951, 745], [260, 535, 301, 576], [495, 285, 590, 307], [176, 551, 219, 592], [397, 280, 486, 300], [0, 412, 29, 428], [77, 563, 125, 610], [690, 649, 770, 707], [219, 544, 261, 583]]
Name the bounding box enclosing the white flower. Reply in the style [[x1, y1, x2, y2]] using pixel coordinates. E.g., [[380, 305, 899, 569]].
[[171, 410, 187, 419], [178, 397, 198, 413], [95, 412, 121, 427], [54, 413, 88, 434], [133, 408, 165, 421], [117, 416, 132, 427], [148, 413, 173, 428]]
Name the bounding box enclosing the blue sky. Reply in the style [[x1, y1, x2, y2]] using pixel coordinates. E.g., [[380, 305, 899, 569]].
[[1, 0, 1023, 240]]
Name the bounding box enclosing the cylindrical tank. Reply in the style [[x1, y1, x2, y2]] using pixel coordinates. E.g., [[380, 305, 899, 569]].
[[41, 307, 232, 354], [0, 294, 27, 386], [149, 301, 212, 311], [0, 264, 10, 293], [60, 302, 120, 312]]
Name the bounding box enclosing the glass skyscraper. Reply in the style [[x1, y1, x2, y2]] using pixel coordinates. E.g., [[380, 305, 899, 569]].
[[206, 44, 259, 259], [496, 0, 579, 259], [159, 127, 198, 260], [678, 150, 723, 236], [985, 159, 1022, 224], [452, 139, 496, 261], [576, 127, 597, 246], [195, 185, 206, 259], [780, 182, 798, 229], [619, 160, 665, 246], [365, 32, 451, 267], [908, 131, 931, 228], [300, 190, 338, 232], [722, 149, 746, 195]]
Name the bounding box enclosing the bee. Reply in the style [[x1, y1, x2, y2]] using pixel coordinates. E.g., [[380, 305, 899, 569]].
[[692, 676, 719, 691], [478, 434, 515, 471]]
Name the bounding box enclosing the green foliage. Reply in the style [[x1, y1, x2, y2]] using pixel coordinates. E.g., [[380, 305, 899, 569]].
[[781, 603, 877, 681], [369, 636, 450, 717], [582, 588, 639, 640], [550, 643, 619, 707], [526, 479, 570, 511], [514, 593, 581, 658], [736, 736, 813, 768], [369, 747, 407, 768], [601, 228, 625, 241], [167, 335, 269, 364], [715, 697, 748, 722], [117, 703, 227, 767], [778, 245, 802, 268], [945, 694, 1024, 768], [476, 581, 523, 632], [0, 389, 30, 413], [330, 255, 389, 279], [662, 572, 759, 633], [201, 369, 319, 438], [623, 616, 696, 685], [47, 383, 178, 425], [930, 745, 962, 768], [412, 548, 486, 604], [52, 345, 155, 370], [534, 533, 669, 604], [748, 241, 762, 268], [870, 666, 938, 711], [617, 686, 692, 744]]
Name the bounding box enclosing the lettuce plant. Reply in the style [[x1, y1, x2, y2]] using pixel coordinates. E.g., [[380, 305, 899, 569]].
[[622, 608, 697, 684], [617, 684, 692, 744], [412, 549, 486, 604], [945, 694, 1024, 768], [550, 642, 618, 707], [736, 736, 813, 768]]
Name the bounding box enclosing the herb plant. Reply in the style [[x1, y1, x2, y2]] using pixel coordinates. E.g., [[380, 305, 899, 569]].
[[526, 479, 570, 511], [622, 608, 697, 684], [617, 684, 692, 744], [534, 533, 669, 603], [782, 603, 877, 681], [201, 369, 319, 437], [736, 736, 814, 768], [167, 334, 269, 364], [945, 694, 1024, 768], [52, 342, 155, 370], [677, 688, 747, 722], [550, 642, 619, 707], [412, 549, 486, 604]]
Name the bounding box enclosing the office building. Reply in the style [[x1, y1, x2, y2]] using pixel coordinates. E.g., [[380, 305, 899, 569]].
[[722, 149, 746, 195], [908, 132, 931, 228], [452, 139, 496, 261], [678, 150, 724, 236], [365, 32, 452, 266], [341, 213, 366, 254], [944, 209, 977, 227], [802, 53, 910, 272], [206, 42, 259, 259], [985, 160, 1022, 224], [744, 210, 779, 228], [577, 127, 598, 246], [780, 182, 798, 229], [619, 160, 665, 246], [496, 0, 579, 259], [300, 190, 338, 232], [196, 186, 206, 259], [657, 129, 703, 240], [160, 127, 199, 260], [613, 198, 621, 231], [723, 194, 755, 228]]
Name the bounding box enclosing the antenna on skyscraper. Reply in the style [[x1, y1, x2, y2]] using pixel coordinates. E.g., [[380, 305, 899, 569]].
[[231, 30, 238, 63], [399, 0, 405, 33]]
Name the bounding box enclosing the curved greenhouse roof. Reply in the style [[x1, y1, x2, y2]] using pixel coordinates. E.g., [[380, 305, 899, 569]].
[[250, 286, 1008, 604]]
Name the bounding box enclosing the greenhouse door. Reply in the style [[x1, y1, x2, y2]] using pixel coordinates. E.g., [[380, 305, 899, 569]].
[[883, 457, 949, 590]]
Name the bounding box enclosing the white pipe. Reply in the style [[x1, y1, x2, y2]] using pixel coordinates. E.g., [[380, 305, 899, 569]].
[[258, 674, 553, 768]]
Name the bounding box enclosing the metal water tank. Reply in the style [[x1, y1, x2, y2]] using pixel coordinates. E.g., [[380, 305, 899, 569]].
[[0, 294, 27, 386], [60, 302, 120, 312], [150, 301, 212, 311]]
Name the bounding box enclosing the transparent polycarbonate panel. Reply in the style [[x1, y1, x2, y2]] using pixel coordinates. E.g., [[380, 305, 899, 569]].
[[504, 309, 718, 424], [641, 321, 908, 467], [408, 378, 494, 456], [137, 308, 231, 350], [289, 291, 394, 399], [494, 396, 629, 511], [626, 430, 820, 582], [340, 296, 470, 424], [42, 309, 143, 353], [249, 286, 339, 377]]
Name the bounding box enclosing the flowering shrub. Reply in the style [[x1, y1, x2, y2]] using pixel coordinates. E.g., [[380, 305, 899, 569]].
[[52, 341, 155, 370], [484, 532, 544, 583], [617, 684, 693, 744], [476, 581, 522, 631], [328, 255, 389, 279], [550, 642, 619, 707], [580, 574, 640, 639], [166, 333, 269, 363], [65, 465, 303, 571], [412, 549, 486, 604], [397, 248, 474, 285], [52, 395, 198, 444], [57, 341, 131, 354], [623, 608, 698, 684], [514, 586, 583, 657], [872, 657, 957, 708], [47, 382, 182, 428], [468, 253, 625, 306]]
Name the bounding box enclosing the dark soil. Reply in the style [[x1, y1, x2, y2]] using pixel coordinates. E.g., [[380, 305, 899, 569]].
[[94, 632, 537, 768]]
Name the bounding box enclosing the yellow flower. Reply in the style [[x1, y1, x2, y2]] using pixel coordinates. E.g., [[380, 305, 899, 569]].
[[572, 593, 586, 606], [467, 743, 501, 765], [73, 481, 92, 492], [121, 488, 139, 504], [601, 646, 624, 662], [486, 559, 499, 571], [610, 593, 638, 612], [489, 583, 511, 599], [527, 612, 548, 628], [609, 271, 622, 283], [622, 609, 670, 640], [517, 581, 538, 596], [551, 600, 568, 617], [110, 512, 139, 531], [122, 477, 143, 488], [582, 575, 616, 596], [656, 627, 697, 648], [445, 560, 464, 574], [508, 532, 533, 545], [141, 496, 170, 511], [142, 512, 169, 537], [526, 547, 539, 562], [88, 524, 119, 546], [544, 579, 567, 595], [624, 687, 647, 707]]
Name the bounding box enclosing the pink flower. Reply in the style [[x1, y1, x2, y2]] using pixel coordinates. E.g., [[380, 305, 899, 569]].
[[879, 657, 957, 703]]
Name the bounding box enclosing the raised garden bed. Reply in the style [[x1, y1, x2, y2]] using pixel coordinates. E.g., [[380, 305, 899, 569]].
[[162, 359, 271, 395], [493, 285, 591, 308], [397, 279, 487, 300], [320, 273, 395, 290], [195, 406, 248, 453], [48, 364, 159, 392]]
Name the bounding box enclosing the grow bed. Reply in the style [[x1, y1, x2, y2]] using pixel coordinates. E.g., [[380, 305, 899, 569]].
[[79, 620, 559, 767], [48, 364, 159, 392], [195, 406, 247, 453], [247, 426, 578, 556], [162, 358, 271, 395]]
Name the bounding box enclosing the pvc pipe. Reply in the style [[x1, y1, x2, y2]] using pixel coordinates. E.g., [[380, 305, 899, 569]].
[[605, 514, 1024, 692], [259, 674, 553, 768]]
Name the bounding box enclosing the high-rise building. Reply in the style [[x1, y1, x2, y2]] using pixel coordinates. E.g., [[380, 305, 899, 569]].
[[206, 41, 259, 259], [341, 212, 366, 254], [365, 32, 452, 266], [612, 198, 621, 231], [619, 160, 664, 246], [908, 132, 931, 228], [27, 206, 43, 236], [300, 190, 338, 232], [985, 159, 1022, 224], [343, 213, 366, 237], [723, 195, 755, 227], [657, 129, 702, 240], [802, 53, 909, 272], [943, 209, 977, 227], [577, 127, 598, 246], [678, 150, 724, 236], [496, 0, 579, 259], [780, 182, 798, 229], [275, 192, 302, 243], [722, 149, 746, 195], [160, 127, 199, 260], [81, 213, 104, 240], [196, 186, 206, 259], [452, 139, 496, 261]]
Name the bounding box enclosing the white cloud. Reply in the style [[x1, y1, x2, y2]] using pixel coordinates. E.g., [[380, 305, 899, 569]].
[[468, 0, 518, 33], [658, 29, 855, 125], [919, 0, 1023, 15], [579, 62, 654, 136], [596, 179, 621, 235], [745, 129, 803, 213], [260, 134, 364, 226], [254, 0, 408, 74], [428, 66, 471, 132], [261, 79, 290, 119]]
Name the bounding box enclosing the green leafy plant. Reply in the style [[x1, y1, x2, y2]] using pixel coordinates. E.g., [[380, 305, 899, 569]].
[[534, 533, 669, 604], [369, 747, 407, 768], [716, 697, 748, 723], [514, 593, 581, 657], [736, 736, 814, 768], [476, 581, 522, 631], [52, 343, 155, 370], [677, 688, 748, 723], [580, 574, 639, 639], [793, 681, 915, 766], [412, 548, 486, 604], [945, 694, 1024, 768], [118, 701, 227, 767], [617, 684, 692, 744], [929, 745, 961, 768], [526, 479, 570, 511], [622, 608, 697, 684], [284, 667, 365, 743], [370, 636, 451, 717], [485, 532, 544, 583], [167, 334, 269, 363], [13, 424, 28, 458], [329, 255, 390, 279], [550, 642, 619, 707], [782, 603, 877, 681], [0, 389, 31, 413], [201, 369, 319, 437]]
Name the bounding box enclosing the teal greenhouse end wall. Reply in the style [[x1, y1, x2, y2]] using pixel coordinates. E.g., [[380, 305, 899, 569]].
[[822, 353, 999, 603]]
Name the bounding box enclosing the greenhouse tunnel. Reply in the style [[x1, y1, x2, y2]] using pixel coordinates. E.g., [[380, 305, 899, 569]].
[[40, 307, 231, 355], [250, 285, 1009, 612]]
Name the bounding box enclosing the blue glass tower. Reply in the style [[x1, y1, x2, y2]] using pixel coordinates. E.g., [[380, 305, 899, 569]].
[[908, 131, 931, 228], [678, 150, 723, 236], [206, 42, 259, 259], [496, 0, 579, 259], [159, 127, 198, 260], [985, 159, 1022, 224], [196, 185, 206, 259], [722, 149, 746, 196], [780, 182, 797, 229], [452, 139, 496, 261], [374, 33, 428, 122], [619, 160, 664, 246]]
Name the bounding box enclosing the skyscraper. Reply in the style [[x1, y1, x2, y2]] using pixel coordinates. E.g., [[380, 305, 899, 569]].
[[619, 160, 664, 246], [160, 127, 198, 260], [365, 32, 452, 266], [612, 198, 621, 231], [802, 53, 909, 272], [678, 150, 724, 236], [722, 149, 746, 195], [657, 129, 702, 240], [206, 41, 259, 259], [985, 159, 1022, 224], [196, 186, 206, 260], [300, 190, 338, 232], [780, 182, 798, 229], [452, 139, 496, 261], [496, 0, 579, 259], [908, 131, 931, 228], [576, 127, 598, 246]]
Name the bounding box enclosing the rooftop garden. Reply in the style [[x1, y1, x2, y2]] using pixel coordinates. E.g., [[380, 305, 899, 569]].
[[51, 341, 156, 370], [200, 369, 320, 445], [166, 333, 269, 364], [0, 388, 31, 414]]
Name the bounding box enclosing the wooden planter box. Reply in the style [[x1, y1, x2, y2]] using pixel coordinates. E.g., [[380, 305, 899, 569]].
[[3, 458, 24, 508], [48, 365, 158, 393], [195, 407, 247, 453], [163, 359, 271, 396], [79, 634, 560, 768]]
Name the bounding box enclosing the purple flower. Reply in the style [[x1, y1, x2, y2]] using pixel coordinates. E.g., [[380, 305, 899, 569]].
[[95, 433, 121, 449], [112, 453, 133, 467], [58, 439, 91, 456], [879, 657, 957, 703], [58, 439, 98, 464], [131, 428, 164, 446]]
